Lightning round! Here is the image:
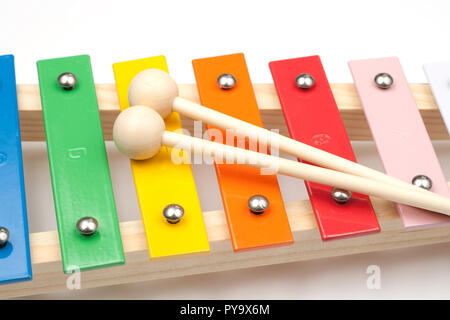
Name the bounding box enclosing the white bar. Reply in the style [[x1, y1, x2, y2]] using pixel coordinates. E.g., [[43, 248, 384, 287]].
[[424, 61, 450, 134]]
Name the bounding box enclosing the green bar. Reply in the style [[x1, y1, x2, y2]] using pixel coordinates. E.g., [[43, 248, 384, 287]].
[[37, 55, 124, 273]]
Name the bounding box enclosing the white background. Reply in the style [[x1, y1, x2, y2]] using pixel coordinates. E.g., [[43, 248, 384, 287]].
[[2, 0, 450, 299]]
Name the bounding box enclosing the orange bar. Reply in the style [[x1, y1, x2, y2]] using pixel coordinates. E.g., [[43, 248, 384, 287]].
[[192, 53, 293, 251]]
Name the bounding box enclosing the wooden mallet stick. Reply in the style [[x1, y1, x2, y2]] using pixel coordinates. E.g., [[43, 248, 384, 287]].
[[126, 69, 442, 198], [113, 106, 450, 216]]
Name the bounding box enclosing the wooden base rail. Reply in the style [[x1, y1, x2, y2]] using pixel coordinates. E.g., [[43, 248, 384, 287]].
[[18, 83, 448, 141], [3, 196, 450, 299]]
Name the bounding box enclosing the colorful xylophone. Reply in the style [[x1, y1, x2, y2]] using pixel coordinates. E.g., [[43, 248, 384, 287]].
[[1, 53, 450, 298]]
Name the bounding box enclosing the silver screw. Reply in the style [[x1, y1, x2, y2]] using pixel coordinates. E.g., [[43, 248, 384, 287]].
[[163, 204, 184, 224], [412, 175, 433, 190], [76, 217, 98, 236], [0, 227, 9, 248], [248, 195, 269, 215], [58, 72, 77, 90], [374, 72, 393, 89], [295, 73, 315, 89], [217, 73, 236, 90], [331, 187, 352, 204]]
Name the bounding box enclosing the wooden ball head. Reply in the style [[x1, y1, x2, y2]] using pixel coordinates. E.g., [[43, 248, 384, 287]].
[[113, 106, 165, 160], [128, 69, 178, 119]]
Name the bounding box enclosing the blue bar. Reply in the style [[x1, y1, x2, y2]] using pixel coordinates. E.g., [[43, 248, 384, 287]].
[[0, 55, 32, 284]]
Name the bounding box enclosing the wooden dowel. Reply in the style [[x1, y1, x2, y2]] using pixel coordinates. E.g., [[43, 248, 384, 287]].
[[162, 131, 450, 216], [173, 97, 440, 196]]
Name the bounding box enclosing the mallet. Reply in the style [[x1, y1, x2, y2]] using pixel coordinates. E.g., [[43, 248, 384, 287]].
[[126, 69, 444, 198], [113, 106, 450, 216]]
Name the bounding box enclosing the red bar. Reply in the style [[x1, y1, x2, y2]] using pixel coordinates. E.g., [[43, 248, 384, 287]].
[[269, 55, 380, 240]]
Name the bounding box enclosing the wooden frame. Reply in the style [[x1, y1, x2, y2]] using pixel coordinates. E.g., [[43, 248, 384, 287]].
[[2, 83, 450, 299]]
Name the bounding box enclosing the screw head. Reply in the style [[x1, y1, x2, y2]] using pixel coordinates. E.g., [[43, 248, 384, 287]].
[[0, 227, 9, 248], [412, 175, 433, 190], [163, 204, 184, 224], [295, 73, 315, 89], [331, 187, 352, 204], [374, 72, 393, 89], [217, 73, 236, 90], [58, 72, 77, 90], [76, 217, 98, 236], [248, 195, 269, 215]]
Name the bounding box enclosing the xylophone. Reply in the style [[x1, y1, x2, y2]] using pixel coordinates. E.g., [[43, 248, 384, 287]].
[[1, 53, 450, 298]]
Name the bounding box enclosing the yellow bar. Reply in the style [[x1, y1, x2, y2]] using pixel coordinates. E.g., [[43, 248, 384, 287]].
[[113, 56, 210, 258]]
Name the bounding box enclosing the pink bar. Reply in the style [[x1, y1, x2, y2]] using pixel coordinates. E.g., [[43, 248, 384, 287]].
[[349, 57, 450, 229]]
